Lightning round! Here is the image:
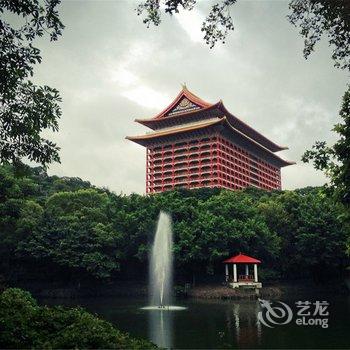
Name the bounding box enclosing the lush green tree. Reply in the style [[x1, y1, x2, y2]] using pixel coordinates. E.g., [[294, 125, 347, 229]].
[[18, 189, 123, 281], [0, 288, 156, 349], [258, 189, 349, 280], [0, 165, 348, 285], [0, 165, 41, 280], [0, 0, 64, 166], [174, 190, 281, 282], [302, 86, 350, 208]]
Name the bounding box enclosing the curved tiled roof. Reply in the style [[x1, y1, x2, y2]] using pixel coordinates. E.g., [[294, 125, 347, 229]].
[[126, 118, 223, 142], [150, 86, 213, 120], [134, 88, 287, 152], [126, 117, 295, 167]]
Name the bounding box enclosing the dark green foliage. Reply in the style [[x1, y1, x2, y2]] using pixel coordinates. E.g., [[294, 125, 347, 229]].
[[137, 0, 350, 67], [258, 189, 348, 279], [202, 0, 236, 48], [302, 86, 350, 208], [0, 288, 156, 349], [18, 189, 123, 280], [288, 0, 350, 71], [137, 0, 237, 48], [0, 0, 64, 166], [0, 164, 348, 284]]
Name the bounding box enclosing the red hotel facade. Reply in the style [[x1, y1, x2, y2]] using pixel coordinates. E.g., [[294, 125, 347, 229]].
[[126, 87, 294, 194]]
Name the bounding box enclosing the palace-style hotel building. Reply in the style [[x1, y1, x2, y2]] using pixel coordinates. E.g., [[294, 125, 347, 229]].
[[127, 86, 294, 194]]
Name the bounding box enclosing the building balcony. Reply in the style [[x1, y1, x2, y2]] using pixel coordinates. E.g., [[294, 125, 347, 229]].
[[149, 141, 217, 157], [150, 170, 216, 184]]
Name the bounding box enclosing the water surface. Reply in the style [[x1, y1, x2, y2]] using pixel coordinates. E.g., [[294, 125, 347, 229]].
[[41, 294, 350, 349]]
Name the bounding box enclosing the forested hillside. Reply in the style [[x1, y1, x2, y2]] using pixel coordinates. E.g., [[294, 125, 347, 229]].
[[0, 164, 348, 288]]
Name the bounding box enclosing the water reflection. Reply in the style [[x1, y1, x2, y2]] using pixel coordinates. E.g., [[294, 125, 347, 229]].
[[39, 296, 350, 349], [226, 301, 262, 348], [146, 300, 263, 349], [148, 309, 173, 348]]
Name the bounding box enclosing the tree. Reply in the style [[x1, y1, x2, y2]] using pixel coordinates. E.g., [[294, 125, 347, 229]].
[[18, 189, 123, 281], [258, 189, 348, 280], [0, 0, 64, 166], [137, 0, 350, 69], [0, 288, 156, 349], [158, 190, 281, 283], [0, 164, 41, 281], [288, 0, 350, 70], [302, 86, 350, 207], [137, 0, 236, 48], [0, 164, 348, 285]]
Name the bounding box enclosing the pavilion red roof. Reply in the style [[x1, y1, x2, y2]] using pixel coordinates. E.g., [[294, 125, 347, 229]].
[[223, 253, 261, 264]]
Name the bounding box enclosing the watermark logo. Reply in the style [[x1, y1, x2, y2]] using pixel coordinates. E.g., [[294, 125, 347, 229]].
[[258, 299, 293, 328], [258, 299, 329, 329]]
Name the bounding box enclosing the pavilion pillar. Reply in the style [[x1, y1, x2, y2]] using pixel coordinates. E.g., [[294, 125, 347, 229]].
[[225, 264, 229, 282], [233, 264, 237, 283], [254, 264, 258, 282], [245, 264, 249, 276]]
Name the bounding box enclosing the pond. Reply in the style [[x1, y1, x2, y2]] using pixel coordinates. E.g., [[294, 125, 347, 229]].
[[41, 294, 350, 349]]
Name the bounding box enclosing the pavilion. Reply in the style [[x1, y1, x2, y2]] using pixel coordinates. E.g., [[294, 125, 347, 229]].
[[223, 253, 262, 289]]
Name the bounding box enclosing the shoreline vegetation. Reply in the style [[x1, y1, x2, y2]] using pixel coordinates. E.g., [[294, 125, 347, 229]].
[[0, 288, 156, 349], [1, 164, 348, 290], [1, 282, 347, 349], [0, 164, 349, 299], [10, 280, 348, 301], [0, 164, 349, 348]]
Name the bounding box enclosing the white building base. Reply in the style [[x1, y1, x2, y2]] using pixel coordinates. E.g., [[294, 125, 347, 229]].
[[229, 282, 262, 289]]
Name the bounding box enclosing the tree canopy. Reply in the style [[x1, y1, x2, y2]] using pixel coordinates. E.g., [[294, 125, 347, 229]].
[[0, 0, 64, 166], [137, 0, 350, 70], [302, 86, 350, 208], [0, 165, 348, 286], [0, 288, 156, 349]]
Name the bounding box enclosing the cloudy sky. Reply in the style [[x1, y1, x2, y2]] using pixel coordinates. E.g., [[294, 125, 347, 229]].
[[32, 0, 348, 194]]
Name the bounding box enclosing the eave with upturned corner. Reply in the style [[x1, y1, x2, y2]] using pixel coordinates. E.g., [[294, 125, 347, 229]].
[[133, 87, 288, 153], [126, 117, 295, 168]]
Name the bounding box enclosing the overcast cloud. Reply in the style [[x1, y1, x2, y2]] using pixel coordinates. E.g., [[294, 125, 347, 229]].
[[31, 0, 348, 194]]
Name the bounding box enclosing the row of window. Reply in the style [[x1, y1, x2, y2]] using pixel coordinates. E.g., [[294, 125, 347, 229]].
[[148, 152, 278, 181], [147, 167, 279, 190], [147, 179, 278, 193], [218, 137, 278, 177], [147, 135, 281, 191]]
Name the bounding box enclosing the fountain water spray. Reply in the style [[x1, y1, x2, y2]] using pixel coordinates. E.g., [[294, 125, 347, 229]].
[[141, 211, 186, 313], [149, 211, 173, 307]]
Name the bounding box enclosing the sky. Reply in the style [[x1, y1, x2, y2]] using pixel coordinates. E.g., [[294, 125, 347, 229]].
[[30, 0, 349, 194]]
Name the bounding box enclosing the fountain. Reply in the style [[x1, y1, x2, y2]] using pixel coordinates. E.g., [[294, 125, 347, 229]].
[[140, 211, 186, 348], [150, 210, 173, 307], [142, 211, 186, 310]]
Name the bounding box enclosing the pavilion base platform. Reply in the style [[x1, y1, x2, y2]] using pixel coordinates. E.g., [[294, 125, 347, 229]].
[[223, 254, 263, 295], [229, 282, 262, 289]]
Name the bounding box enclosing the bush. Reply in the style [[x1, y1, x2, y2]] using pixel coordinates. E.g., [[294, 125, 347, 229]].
[[0, 288, 156, 349]]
